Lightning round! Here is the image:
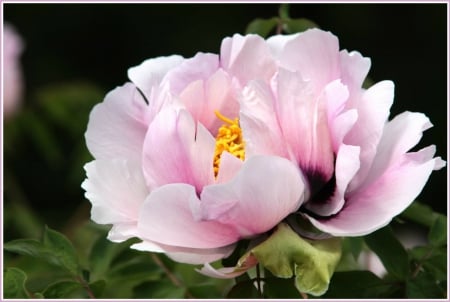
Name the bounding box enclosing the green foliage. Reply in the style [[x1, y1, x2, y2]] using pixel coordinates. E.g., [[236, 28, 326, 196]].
[[364, 226, 409, 279], [4, 267, 30, 298], [5, 226, 80, 276], [245, 3, 317, 37]]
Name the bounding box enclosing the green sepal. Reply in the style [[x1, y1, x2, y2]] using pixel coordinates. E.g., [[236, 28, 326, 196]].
[[250, 223, 342, 296]]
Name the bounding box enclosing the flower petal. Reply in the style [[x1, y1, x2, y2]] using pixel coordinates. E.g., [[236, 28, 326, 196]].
[[276, 69, 335, 184], [304, 144, 360, 217], [137, 183, 239, 249], [356, 111, 432, 192], [142, 108, 215, 192], [82, 159, 148, 225], [339, 50, 371, 92], [278, 28, 340, 94], [220, 34, 277, 85], [179, 69, 238, 133], [239, 80, 288, 158], [346, 80, 394, 191], [85, 83, 149, 162], [164, 52, 219, 95], [128, 55, 184, 96], [308, 148, 440, 236], [200, 155, 305, 237], [131, 240, 236, 265]]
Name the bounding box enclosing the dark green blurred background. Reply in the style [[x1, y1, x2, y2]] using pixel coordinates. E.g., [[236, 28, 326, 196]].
[[3, 4, 447, 235]]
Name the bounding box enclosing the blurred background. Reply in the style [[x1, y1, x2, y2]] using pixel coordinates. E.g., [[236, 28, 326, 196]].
[[3, 3, 447, 239]]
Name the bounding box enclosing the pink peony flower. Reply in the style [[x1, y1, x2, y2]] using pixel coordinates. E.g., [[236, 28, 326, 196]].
[[2, 23, 24, 119], [82, 29, 444, 269]]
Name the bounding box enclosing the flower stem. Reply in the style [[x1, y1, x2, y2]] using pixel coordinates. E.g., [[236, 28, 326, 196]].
[[256, 264, 263, 298]]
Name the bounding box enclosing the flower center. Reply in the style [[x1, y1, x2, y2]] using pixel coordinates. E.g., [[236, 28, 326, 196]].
[[213, 111, 245, 177]]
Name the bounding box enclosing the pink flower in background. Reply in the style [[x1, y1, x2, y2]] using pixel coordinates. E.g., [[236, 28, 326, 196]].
[[3, 23, 24, 119], [82, 28, 444, 270]]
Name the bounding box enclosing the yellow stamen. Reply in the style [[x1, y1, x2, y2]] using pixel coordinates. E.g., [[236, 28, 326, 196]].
[[213, 110, 245, 177]]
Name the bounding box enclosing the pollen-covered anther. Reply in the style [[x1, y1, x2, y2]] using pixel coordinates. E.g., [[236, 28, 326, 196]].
[[213, 111, 245, 177]]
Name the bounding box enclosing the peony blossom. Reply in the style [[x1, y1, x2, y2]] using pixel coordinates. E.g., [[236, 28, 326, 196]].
[[2, 23, 24, 119], [82, 29, 444, 272]]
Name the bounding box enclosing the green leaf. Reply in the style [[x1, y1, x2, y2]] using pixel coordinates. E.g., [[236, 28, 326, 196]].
[[250, 223, 342, 296], [4, 226, 79, 276], [88, 235, 134, 281], [245, 18, 278, 38], [89, 280, 106, 298], [410, 246, 447, 282], [401, 201, 438, 227], [42, 280, 83, 298], [42, 226, 79, 275], [4, 267, 30, 298], [406, 271, 445, 298], [283, 18, 318, 34], [133, 280, 185, 299], [364, 226, 409, 280], [226, 280, 261, 298], [428, 214, 447, 247], [322, 271, 393, 298]]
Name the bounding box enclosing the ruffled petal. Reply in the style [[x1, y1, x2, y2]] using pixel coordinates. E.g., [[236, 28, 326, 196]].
[[266, 33, 299, 58], [82, 159, 148, 225], [239, 80, 288, 158], [164, 52, 219, 94], [131, 240, 236, 265], [308, 147, 441, 236], [278, 28, 340, 94], [339, 50, 371, 93], [276, 69, 335, 184], [200, 155, 305, 237], [356, 111, 432, 192], [128, 55, 184, 96], [137, 183, 239, 249], [220, 34, 277, 85], [304, 144, 360, 217], [346, 81, 394, 191], [142, 108, 215, 192], [85, 83, 149, 162], [107, 223, 139, 243], [179, 68, 238, 133]]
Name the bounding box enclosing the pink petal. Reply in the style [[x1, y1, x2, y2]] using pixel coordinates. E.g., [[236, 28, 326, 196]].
[[85, 83, 149, 162], [82, 159, 148, 225], [346, 81, 395, 191], [308, 148, 440, 236], [142, 108, 215, 192], [275, 69, 335, 183], [215, 151, 244, 184], [304, 144, 360, 216], [266, 33, 299, 58], [107, 223, 140, 243], [179, 69, 238, 134], [278, 28, 340, 94], [131, 240, 236, 265], [128, 55, 184, 96], [137, 183, 239, 249], [164, 52, 219, 95], [220, 34, 277, 85], [200, 156, 305, 237], [197, 263, 250, 279], [356, 111, 432, 192], [339, 50, 371, 93], [239, 80, 289, 158]]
